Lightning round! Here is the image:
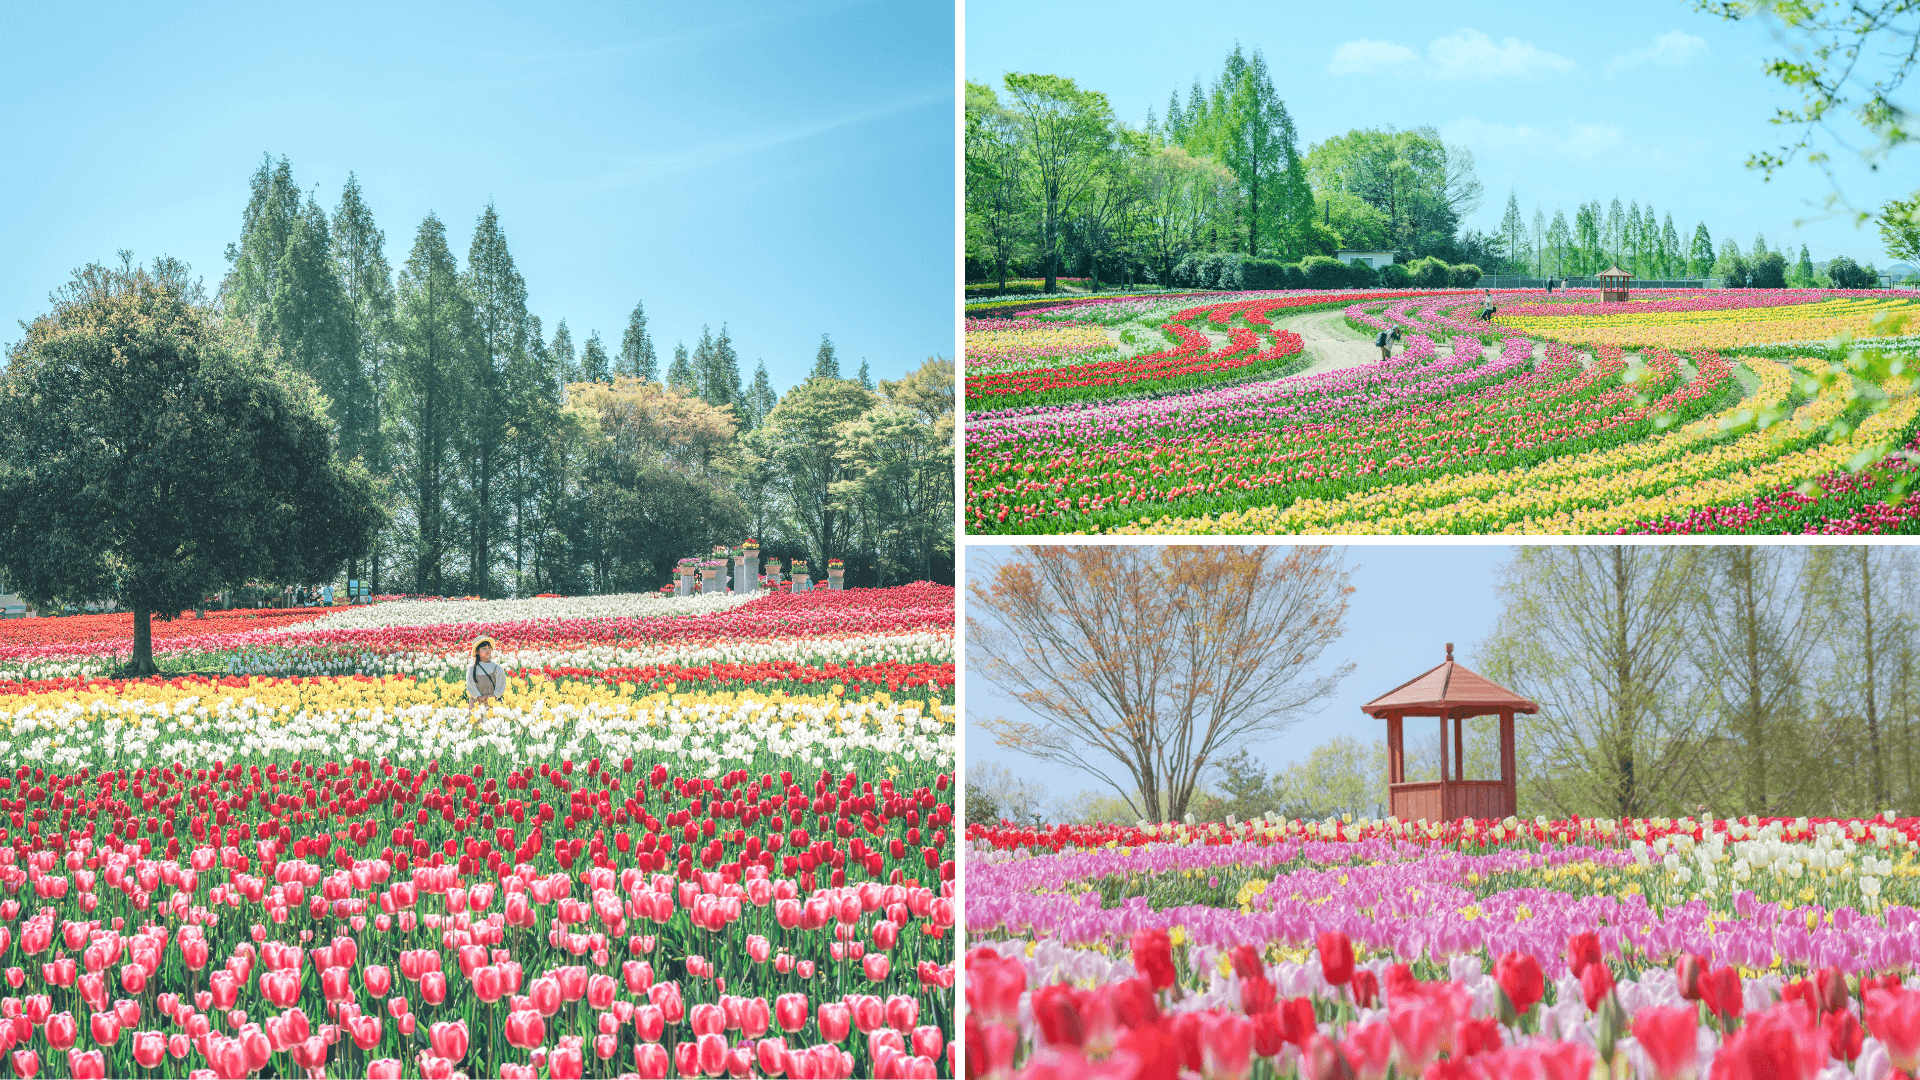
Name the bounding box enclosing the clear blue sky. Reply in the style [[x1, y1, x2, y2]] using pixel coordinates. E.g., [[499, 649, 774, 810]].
[[964, 544, 1518, 804], [966, 0, 1914, 268], [0, 1, 953, 392]]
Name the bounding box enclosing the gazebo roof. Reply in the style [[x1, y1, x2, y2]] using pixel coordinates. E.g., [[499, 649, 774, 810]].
[[1596, 265, 1632, 279], [1362, 644, 1539, 716]]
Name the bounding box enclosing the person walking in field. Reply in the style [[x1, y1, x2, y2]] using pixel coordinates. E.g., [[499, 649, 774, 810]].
[[1375, 328, 1393, 361], [467, 636, 505, 713]]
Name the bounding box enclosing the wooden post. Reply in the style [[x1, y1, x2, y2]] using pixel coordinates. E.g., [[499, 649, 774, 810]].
[[1500, 708, 1517, 817], [1454, 713, 1464, 781], [1388, 714, 1404, 783]]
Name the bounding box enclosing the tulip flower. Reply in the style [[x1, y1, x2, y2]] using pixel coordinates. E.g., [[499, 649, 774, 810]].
[[1494, 952, 1544, 1016], [1316, 932, 1353, 987]]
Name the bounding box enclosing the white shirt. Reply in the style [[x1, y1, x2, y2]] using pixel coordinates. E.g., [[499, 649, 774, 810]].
[[466, 660, 505, 701]]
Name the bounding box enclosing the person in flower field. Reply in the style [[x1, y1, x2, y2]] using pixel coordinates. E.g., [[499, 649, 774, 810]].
[[466, 635, 505, 712]]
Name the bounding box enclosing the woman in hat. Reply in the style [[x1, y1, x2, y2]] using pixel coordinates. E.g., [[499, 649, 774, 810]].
[[467, 636, 505, 712]]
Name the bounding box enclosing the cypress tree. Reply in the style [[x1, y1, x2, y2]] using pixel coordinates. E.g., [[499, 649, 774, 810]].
[[270, 194, 358, 436], [857, 358, 873, 390], [691, 326, 718, 403], [1797, 244, 1816, 284], [619, 300, 657, 380], [551, 321, 577, 387], [667, 342, 695, 391], [708, 324, 744, 416], [392, 212, 472, 596], [746, 360, 777, 430], [330, 173, 395, 592], [581, 331, 611, 383], [811, 333, 841, 379], [460, 204, 528, 598], [224, 154, 304, 339]]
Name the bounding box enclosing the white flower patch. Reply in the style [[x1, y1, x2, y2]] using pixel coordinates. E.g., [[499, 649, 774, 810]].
[[299, 590, 755, 631]]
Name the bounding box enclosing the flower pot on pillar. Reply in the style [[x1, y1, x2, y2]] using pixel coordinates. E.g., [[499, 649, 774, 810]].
[[701, 563, 726, 594], [735, 554, 759, 595], [828, 569, 845, 591], [790, 562, 810, 593]]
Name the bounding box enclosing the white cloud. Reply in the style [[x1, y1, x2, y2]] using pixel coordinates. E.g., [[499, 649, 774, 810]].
[[1442, 117, 1624, 161], [1427, 29, 1577, 79], [1327, 39, 1419, 75], [1605, 30, 1710, 76]]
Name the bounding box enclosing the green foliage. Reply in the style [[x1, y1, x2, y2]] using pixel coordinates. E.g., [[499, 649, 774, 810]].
[[1379, 262, 1412, 288], [1305, 126, 1483, 258], [619, 300, 657, 381], [1300, 255, 1349, 289], [1408, 256, 1452, 288], [580, 331, 611, 383], [1240, 257, 1292, 290], [1750, 250, 1789, 289], [1448, 263, 1483, 287], [0, 261, 385, 674], [1828, 255, 1878, 288]]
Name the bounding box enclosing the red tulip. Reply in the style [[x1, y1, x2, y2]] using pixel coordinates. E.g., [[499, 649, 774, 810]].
[[885, 995, 919, 1033], [368, 1061, 403, 1080], [1350, 969, 1379, 1009], [1565, 932, 1602, 979], [756, 1037, 787, 1077], [1131, 929, 1176, 991], [364, 965, 392, 998], [549, 1040, 585, 1080], [66, 1050, 105, 1080], [635, 1003, 666, 1043], [88, 1011, 119, 1047], [697, 1032, 728, 1076], [1200, 1012, 1254, 1080], [504, 1009, 545, 1050], [850, 995, 883, 1035], [692, 1003, 725, 1037], [349, 1014, 382, 1051], [743, 997, 771, 1038], [9, 1050, 35, 1079], [1825, 1007, 1864, 1063], [587, 974, 615, 1010], [132, 1030, 165, 1069], [776, 993, 809, 1034], [674, 1041, 700, 1077], [420, 971, 447, 1005], [820, 1002, 853, 1043], [912, 1024, 943, 1060], [1317, 932, 1354, 986], [1579, 961, 1615, 1011], [429, 1019, 468, 1061], [634, 1042, 670, 1078], [1494, 952, 1544, 1015], [44, 1013, 75, 1050], [863, 954, 890, 983], [1675, 953, 1708, 1001], [1867, 987, 1920, 1071], [1700, 966, 1743, 1019], [1714, 1004, 1826, 1080]]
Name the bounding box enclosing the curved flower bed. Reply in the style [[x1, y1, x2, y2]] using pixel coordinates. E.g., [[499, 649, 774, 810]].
[[965, 813, 1920, 1079], [965, 287, 1920, 535], [0, 584, 957, 1078]]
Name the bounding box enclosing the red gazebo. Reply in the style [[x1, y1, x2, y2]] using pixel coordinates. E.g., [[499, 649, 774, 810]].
[[1598, 265, 1631, 303], [1363, 643, 1537, 822]]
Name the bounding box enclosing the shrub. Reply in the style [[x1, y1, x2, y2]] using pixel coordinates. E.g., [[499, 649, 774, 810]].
[[1827, 255, 1878, 289], [1378, 262, 1412, 288], [1301, 256, 1349, 290], [1448, 263, 1482, 287], [1748, 251, 1788, 289], [1241, 258, 1291, 290], [1408, 257, 1451, 288], [1276, 263, 1306, 290], [1345, 261, 1379, 288]]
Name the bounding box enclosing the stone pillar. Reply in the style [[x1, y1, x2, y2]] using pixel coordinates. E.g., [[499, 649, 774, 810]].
[[792, 572, 811, 594], [828, 568, 845, 591], [676, 570, 695, 597], [735, 554, 759, 595], [701, 566, 725, 594]]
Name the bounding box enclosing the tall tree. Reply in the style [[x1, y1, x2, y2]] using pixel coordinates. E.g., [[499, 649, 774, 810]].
[[1481, 546, 1705, 817], [222, 154, 304, 340], [1306, 127, 1482, 257], [970, 546, 1354, 823], [1183, 46, 1313, 257], [580, 330, 611, 383], [459, 204, 528, 598], [0, 259, 384, 673], [810, 333, 841, 379], [666, 341, 695, 391], [705, 325, 744, 419], [330, 174, 395, 591], [269, 195, 359, 442], [550, 321, 577, 388], [759, 377, 874, 569], [1689, 547, 1829, 816], [744, 361, 778, 430], [619, 300, 657, 381], [965, 81, 1032, 291], [1690, 223, 1716, 277], [1797, 243, 1818, 284], [392, 213, 472, 595], [1499, 189, 1526, 273], [1002, 72, 1118, 292], [1546, 208, 1572, 277]]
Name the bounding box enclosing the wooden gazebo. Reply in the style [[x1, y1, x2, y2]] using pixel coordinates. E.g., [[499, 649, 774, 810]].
[[1598, 265, 1631, 303], [1363, 643, 1537, 822]]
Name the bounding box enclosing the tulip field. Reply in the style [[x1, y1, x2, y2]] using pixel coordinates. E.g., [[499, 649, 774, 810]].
[[963, 288, 1920, 535], [0, 583, 956, 1078], [965, 814, 1920, 1079]]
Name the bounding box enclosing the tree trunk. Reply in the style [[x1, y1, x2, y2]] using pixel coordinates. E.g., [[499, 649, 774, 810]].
[[129, 607, 158, 676], [1740, 550, 1767, 814], [1864, 548, 1887, 809]]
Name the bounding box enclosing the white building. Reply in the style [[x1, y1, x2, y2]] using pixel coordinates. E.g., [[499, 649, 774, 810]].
[[1336, 250, 1402, 270]]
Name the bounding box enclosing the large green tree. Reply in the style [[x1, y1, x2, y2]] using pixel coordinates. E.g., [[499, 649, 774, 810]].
[[619, 300, 657, 381], [760, 377, 875, 569], [1177, 46, 1314, 257], [1305, 127, 1482, 257], [459, 204, 528, 597], [0, 260, 383, 673], [392, 213, 474, 595], [1002, 72, 1118, 293]]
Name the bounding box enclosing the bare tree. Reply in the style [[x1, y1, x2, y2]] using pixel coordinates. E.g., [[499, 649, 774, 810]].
[[1689, 547, 1832, 815], [1479, 546, 1707, 817], [968, 545, 1354, 822]]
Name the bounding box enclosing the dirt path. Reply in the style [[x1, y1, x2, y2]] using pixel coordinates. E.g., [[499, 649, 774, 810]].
[[1276, 309, 1384, 377]]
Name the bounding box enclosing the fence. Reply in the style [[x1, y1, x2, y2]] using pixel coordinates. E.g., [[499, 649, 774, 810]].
[[1475, 275, 1722, 290]]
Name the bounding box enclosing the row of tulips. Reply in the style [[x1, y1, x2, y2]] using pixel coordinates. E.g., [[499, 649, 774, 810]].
[[965, 286, 1920, 534], [965, 813, 1920, 1078]]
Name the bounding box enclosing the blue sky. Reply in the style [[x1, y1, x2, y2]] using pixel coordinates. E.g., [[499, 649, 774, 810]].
[[0, 1, 953, 392], [966, 0, 1915, 267], [965, 544, 1518, 803]]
